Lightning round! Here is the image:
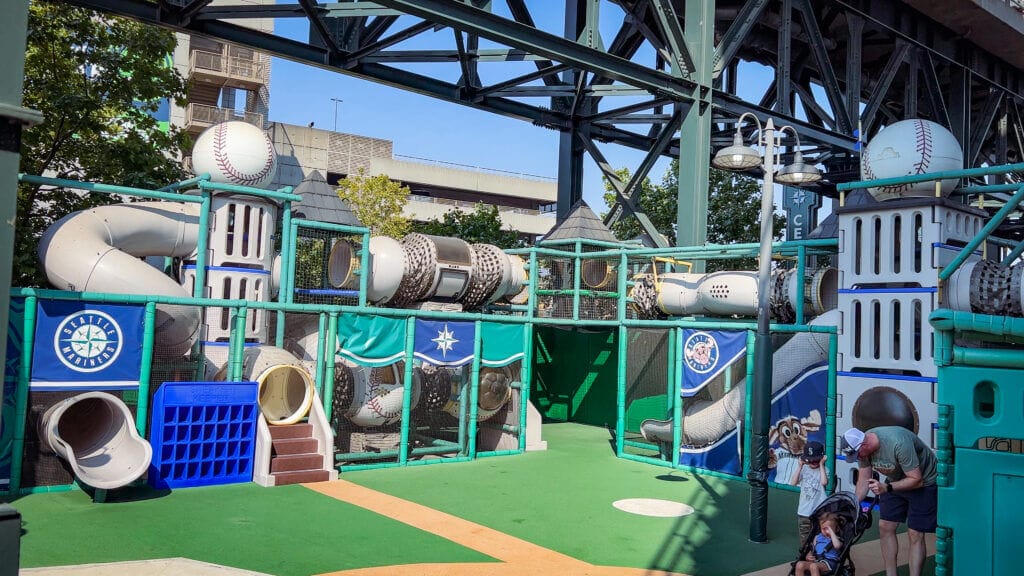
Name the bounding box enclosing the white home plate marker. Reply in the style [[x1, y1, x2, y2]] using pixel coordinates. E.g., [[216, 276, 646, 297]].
[[613, 498, 695, 517]]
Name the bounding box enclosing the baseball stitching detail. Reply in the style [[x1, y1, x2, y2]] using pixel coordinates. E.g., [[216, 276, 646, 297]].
[[212, 123, 276, 186], [865, 121, 934, 197]]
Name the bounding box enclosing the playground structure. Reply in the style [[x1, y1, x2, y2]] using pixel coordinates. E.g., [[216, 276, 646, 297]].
[[1, 115, 1022, 572]]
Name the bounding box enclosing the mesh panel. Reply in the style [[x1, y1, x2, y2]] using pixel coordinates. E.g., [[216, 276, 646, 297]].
[[477, 362, 524, 452], [292, 229, 361, 307], [537, 257, 574, 319], [579, 246, 619, 320], [623, 329, 670, 457], [331, 362, 406, 466], [408, 363, 469, 461]]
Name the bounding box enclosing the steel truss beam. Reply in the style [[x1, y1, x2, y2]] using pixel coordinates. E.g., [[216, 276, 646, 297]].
[[53, 0, 1024, 235]]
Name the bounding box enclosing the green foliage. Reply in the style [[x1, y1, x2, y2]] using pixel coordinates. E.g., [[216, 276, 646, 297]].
[[602, 160, 786, 272], [336, 168, 411, 238], [16, 3, 190, 286], [412, 203, 523, 249]]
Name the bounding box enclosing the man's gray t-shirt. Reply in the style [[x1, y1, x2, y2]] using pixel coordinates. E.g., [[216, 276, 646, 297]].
[[858, 426, 937, 486]]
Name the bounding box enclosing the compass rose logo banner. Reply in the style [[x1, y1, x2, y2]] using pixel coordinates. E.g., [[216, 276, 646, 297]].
[[31, 300, 144, 390], [414, 320, 476, 366]]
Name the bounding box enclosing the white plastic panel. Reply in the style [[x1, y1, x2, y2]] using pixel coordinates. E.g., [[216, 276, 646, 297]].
[[837, 202, 983, 289], [209, 195, 277, 268], [837, 290, 936, 377]]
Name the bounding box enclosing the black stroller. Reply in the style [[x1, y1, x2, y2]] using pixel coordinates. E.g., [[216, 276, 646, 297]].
[[789, 492, 874, 576]]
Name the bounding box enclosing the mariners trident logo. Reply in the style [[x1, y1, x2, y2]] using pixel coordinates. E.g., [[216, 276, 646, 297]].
[[54, 310, 124, 373], [683, 331, 719, 374]]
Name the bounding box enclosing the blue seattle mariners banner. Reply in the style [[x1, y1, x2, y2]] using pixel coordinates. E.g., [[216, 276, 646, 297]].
[[31, 300, 145, 390], [767, 364, 828, 486], [680, 329, 747, 397], [414, 320, 476, 366], [1, 297, 25, 489], [679, 429, 742, 477]]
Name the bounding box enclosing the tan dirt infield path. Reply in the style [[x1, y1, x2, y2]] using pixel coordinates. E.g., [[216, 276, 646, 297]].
[[304, 479, 690, 576]]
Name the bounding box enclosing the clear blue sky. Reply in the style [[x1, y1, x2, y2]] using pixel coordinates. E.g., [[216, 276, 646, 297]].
[[265, 2, 781, 216]]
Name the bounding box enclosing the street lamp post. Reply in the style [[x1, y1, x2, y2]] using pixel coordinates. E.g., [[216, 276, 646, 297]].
[[712, 113, 821, 543], [331, 97, 343, 131]]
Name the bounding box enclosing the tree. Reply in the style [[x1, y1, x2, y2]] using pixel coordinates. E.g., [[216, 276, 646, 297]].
[[16, 3, 190, 286], [336, 168, 411, 238], [602, 161, 786, 271], [412, 203, 523, 248]]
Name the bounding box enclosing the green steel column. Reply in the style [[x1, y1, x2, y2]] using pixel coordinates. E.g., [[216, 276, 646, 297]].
[[323, 312, 338, 424], [671, 326, 683, 467], [467, 321, 483, 458], [527, 250, 538, 320], [285, 217, 298, 303], [358, 232, 370, 308], [518, 321, 533, 452], [572, 242, 582, 320], [136, 302, 157, 436], [0, 1, 41, 435], [276, 201, 294, 346], [9, 296, 36, 494], [194, 193, 211, 298], [615, 324, 627, 456], [617, 253, 628, 323], [742, 329, 756, 480], [676, 0, 715, 268], [825, 333, 838, 493], [230, 307, 248, 382], [315, 313, 327, 395], [457, 362, 468, 454], [398, 317, 415, 465]]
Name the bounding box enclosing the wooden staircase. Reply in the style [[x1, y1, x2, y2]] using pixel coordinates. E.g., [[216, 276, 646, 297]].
[[267, 423, 332, 486]]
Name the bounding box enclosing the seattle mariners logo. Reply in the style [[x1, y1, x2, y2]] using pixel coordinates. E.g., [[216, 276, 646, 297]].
[[54, 310, 124, 373], [683, 331, 719, 374]]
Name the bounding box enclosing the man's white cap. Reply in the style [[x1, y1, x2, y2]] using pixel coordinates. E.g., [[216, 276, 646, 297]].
[[840, 428, 865, 462]]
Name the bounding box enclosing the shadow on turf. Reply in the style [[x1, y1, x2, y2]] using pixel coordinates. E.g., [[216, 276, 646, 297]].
[[82, 483, 171, 504]]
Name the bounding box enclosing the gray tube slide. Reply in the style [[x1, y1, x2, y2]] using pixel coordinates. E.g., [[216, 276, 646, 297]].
[[38, 392, 152, 490], [38, 202, 202, 356], [641, 309, 838, 445]]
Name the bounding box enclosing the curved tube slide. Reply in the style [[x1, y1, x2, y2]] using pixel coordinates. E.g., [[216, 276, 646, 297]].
[[38, 392, 152, 490], [38, 202, 202, 356], [641, 309, 838, 445]]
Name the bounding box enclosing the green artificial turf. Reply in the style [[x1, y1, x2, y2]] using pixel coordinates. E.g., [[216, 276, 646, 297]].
[[10, 482, 495, 575], [344, 422, 830, 576], [8, 422, 891, 576]]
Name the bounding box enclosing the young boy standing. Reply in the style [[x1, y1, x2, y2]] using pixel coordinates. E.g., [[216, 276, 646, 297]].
[[792, 441, 829, 542]]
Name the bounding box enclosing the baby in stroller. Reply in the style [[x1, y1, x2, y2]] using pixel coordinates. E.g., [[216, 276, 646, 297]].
[[790, 492, 873, 576], [794, 511, 842, 575]]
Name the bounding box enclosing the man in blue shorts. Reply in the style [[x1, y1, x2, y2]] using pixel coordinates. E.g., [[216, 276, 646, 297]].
[[841, 427, 937, 576]]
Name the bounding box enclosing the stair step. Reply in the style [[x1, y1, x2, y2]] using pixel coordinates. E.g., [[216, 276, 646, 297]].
[[269, 423, 313, 440], [272, 469, 331, 486], [270, 454, 324, 473], [272, 437, 319, 455]]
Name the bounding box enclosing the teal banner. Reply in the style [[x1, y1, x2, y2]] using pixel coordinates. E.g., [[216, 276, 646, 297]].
[[481, 322, 525, 367], [336, 314, 406, 367]]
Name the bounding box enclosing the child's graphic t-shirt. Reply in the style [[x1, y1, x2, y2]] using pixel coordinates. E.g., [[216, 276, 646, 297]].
[[797, 466, 827, 517]]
